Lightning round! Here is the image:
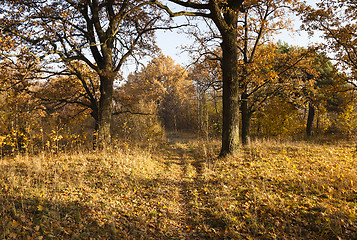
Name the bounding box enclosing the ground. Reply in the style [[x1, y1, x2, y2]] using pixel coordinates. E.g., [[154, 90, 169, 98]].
[[0, 136, 356, 239]]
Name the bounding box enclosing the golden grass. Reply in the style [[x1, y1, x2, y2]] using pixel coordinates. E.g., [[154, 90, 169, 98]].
[[0, 139, 356, 239], [198, 139, 357, 239]]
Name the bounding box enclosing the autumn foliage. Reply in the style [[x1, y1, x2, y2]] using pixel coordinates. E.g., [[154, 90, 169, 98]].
[[1, 0, 357, 239]]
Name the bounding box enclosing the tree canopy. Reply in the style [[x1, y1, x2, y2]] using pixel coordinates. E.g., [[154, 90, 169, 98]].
[[0, 0, 169, 148]]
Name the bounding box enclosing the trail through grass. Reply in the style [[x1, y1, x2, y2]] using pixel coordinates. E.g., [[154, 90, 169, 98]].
[[0, 138, 356, 239]]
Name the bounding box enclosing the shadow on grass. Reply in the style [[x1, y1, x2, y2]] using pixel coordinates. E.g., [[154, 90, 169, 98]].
[[0, 193, 166, 239], [2, 140, 356, 240]]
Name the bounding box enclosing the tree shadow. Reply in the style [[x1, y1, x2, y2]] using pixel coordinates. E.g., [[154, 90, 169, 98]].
[[0, 193, 159, 239]]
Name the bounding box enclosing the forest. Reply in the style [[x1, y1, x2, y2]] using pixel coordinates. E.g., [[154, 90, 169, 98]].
[[0, 0, 356, 239]]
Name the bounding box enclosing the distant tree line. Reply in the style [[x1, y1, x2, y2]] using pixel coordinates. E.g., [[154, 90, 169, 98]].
[[0, 0, 356, 156]]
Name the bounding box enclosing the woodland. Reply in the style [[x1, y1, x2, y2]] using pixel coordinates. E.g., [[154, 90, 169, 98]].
[[0, 0, 357, 239]]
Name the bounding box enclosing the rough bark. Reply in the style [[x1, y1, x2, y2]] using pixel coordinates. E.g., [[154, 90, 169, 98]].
[[219, 11, 240, 157], [306, 102, 315, 138], [164, 0, 244, 157], [97, 73, 114, 149], [90, 109, 99, 150], [241, 91, 251, 145]]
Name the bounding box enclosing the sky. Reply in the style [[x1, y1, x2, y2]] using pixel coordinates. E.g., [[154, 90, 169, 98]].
[[155, 23, 323, 68], [120, 0, 323, 78], [154, 1, 323, 69]]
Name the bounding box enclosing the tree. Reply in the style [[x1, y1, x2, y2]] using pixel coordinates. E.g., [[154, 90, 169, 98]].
[[249, 44, 352, 139], [299, 0, 357, 87], [234, 1, 295, 145], [155, 0, 304, 154], [304, 53, 339, 138], [0, 55, 43, 153], [231, 42, 316, 142], [154, 0, 244, 156], [189, 42, 318, 143], [188, 57, 222, 137], [121, 54, 196, 132], [32, 61, 103, 147], [0, 0, 167, 148]]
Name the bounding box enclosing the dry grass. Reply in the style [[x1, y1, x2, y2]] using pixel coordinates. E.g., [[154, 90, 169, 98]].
[[197, 139, 357, 239], [0, 138, 356, 239]]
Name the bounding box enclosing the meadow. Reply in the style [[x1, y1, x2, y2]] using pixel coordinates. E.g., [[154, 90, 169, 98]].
[[0, 137, 356, 239]]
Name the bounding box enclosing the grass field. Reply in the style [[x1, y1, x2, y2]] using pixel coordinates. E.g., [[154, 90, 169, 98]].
[[0, 138, 356, 239]]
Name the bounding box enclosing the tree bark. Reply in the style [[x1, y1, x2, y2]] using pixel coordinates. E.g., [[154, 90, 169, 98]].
[[219, 12, 240, 157], [306, 102, 315, 138], [90, 109, 99, 150], [164, 0, 244, 157], [241, 91, 251, 145], [97, 73, 114, 149]]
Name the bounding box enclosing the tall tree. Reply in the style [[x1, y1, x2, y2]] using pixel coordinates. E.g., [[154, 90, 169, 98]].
[[154, 0, 244, 156], [304, 53, 338, 138], [193, 43, 320, 142], [156, 0, 301, 154], [235, 0, 295, 145], [0, 0, 167, 148]]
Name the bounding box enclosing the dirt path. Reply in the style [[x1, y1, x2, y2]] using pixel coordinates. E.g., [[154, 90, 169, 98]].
[[158, 138, 209, 239]]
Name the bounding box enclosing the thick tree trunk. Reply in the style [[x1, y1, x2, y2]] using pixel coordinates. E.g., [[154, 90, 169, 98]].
[[90, 110, 99, 150], [306, 102, 315, 138], [241, 92, 251, 145], [164, 0, 244, 157], [97, 74, 114, 149], [219, 16, 240, 157]]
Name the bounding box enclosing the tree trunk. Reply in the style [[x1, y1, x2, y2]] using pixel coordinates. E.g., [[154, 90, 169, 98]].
[[306, 102, 315, 138], [90, 110, 99, 150], [241, 91, 251, 145], [197, 95, 201, 132], [97, 74, 114, 149], [219, 13, 240, 157], [316, 109, 320, 134], [202, 93, 208, 137], [205, 95, 209, 140]]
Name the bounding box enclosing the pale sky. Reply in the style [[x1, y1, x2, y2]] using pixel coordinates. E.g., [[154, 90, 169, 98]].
[[154, 1, 323, 68], [155, 26, 322, 68], [121, 0, 323, 78]]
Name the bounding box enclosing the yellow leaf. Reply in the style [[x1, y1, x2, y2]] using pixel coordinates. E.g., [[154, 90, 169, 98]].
[[37, 205, 44, 211], [12, 220, 19, 228]]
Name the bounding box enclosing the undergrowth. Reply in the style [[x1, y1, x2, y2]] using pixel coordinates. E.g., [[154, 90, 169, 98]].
[[0, 139, 356, 239]]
